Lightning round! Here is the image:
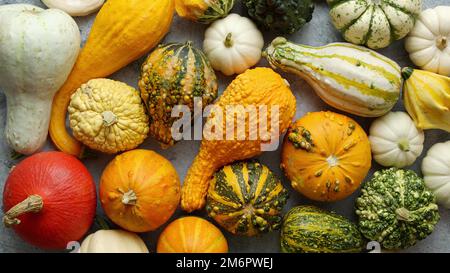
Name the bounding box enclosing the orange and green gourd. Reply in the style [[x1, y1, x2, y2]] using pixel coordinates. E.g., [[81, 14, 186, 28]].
[[139, 41, 218, 147]]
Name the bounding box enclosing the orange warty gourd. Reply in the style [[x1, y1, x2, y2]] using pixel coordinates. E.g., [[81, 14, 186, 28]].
[[281, 111, 371, 202], [49, 0, 175, 157], [99, 149, 181, 233], [181, 67, 297, 212], [157, 217, 228, 253]]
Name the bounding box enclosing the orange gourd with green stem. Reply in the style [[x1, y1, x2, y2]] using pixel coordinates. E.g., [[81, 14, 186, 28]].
[[49, 0, 175, 157]]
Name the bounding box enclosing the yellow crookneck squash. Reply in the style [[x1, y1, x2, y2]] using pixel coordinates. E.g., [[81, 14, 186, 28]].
[[181, 67, 297, 212], [281, 111, 371, 202], [49, 0, 175, 157]]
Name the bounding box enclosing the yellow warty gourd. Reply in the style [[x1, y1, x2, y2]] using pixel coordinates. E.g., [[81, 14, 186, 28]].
[[181, 67, 296, 212], [402, 67, 450, 132], [68, 79, 149, 154]]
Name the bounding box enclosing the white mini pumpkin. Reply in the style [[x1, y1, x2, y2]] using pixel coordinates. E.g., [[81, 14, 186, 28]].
[[203, 13, 264, 76], [369, 112, 424, 168], [405, 6, 450, 76], [79, 229, 149, 253], [422, 141, 450, 209], [42, 0, 105, 17]]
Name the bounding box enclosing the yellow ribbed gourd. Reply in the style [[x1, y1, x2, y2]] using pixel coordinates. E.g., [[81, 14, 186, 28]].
[[402, 67, 450, 132]]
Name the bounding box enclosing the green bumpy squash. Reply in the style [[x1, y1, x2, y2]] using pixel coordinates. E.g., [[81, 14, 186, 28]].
[[243, 0, 314, 34], [356, 168, 440, 250], [281, 206, 365, 253]]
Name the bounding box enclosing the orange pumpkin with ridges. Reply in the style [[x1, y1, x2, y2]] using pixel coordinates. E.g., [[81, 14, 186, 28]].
[[100, 149, 180, 232], [157, 217, 228, 253], [281, 111, 371, 202]]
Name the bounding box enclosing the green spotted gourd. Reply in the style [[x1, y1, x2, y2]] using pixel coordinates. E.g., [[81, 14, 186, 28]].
[[206, 161, 289, 236], [139, 41, 218, 146], [356, 168, 440, 249], [264, 37, 402, 117], [327, 0, 422, 49], [281, 206, 365, 253]]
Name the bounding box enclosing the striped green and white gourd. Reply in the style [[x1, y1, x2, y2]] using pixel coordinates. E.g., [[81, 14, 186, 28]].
[[327, 0, 422, 49], [206, 161, 288, 237], [139, 41, 218, 146], [281, 206, 365, 253], [264, 37, 401, 117]]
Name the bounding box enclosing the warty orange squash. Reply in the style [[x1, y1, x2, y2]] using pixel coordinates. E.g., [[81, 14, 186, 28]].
[[281, 111, 371, 201], [157, 216, 228, 253], [181, 67, 297, 212], [49, 0, 175, 157], [99, 149, 181, 233]]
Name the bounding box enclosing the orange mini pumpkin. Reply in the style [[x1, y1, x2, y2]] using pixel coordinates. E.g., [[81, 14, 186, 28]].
[[281, 111, 371, 202], [157, 216, 228, 253], [100, 149, 180, 232]]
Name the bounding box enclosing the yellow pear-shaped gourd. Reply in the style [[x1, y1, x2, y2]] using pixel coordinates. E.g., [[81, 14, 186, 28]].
[[403, 67, 450, 132]]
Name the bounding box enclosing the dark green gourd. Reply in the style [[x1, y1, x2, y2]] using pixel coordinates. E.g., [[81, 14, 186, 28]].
[[206, 161, 288, 236], [356, 168, 440, 250], [281, 206, 365, 253], [243, 0, 315, 34]]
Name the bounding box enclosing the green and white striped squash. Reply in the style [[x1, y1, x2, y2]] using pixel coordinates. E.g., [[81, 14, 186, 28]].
[[281, 206, 365, 253], [206, 161, 289, 237], [327, 0, 422, 49], [139, 41, 218, 146], [264, 37, 402, 117]]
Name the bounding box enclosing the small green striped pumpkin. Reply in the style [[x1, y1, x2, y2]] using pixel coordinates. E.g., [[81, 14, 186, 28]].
[[139, 41, 218, 146], [264, 37, 401, 117], [281, 206, 365, 253], [206, 161, 288, 236], [327, 0, 422, 49]]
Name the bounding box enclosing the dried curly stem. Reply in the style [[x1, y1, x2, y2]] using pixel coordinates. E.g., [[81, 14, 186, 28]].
[[3, 195, 43, 228]]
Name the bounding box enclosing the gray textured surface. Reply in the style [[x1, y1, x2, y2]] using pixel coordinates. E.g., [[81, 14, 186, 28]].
[[0, 0, 449, 253]]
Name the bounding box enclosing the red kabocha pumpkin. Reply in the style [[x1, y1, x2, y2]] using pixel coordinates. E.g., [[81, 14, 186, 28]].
[[2, 151, 97, 249]]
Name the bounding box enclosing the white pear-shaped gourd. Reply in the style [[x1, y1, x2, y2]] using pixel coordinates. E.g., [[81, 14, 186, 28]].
[[79, 230, 149, 253], [369, 111, 424, 168], [203, 13, 264, 76], [0, 4, 80, 155], [42, 0, 105, 17], [422, 141, 450, 209]]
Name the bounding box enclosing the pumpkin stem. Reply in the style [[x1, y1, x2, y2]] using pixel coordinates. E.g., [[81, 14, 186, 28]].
[[224, 33, 233, 48], [3, 195, 43, 228], [102, 111, 117, 127], [395, 207, 412, 222], [122, 190, 137, 206], [401, 67, 414, 81], [398, 139, 410, 152], [436, 36, 447, 50]]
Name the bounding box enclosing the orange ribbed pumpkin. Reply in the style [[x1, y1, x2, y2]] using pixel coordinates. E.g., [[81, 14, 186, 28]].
[[100, 149, 180, 233], [157, 217, 228, 253], [281, 111, 371, 202]]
